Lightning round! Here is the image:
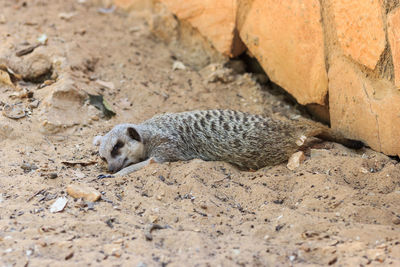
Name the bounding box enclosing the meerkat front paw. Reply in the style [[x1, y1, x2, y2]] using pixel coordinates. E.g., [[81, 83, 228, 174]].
[[113, 158, 157, 177]]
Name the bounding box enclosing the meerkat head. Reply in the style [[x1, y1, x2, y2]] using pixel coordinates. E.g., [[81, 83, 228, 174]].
[[94, 124, 146, 173]]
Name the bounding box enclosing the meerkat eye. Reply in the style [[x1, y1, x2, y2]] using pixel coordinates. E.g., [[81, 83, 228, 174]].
[[111, 140, 124, 158]]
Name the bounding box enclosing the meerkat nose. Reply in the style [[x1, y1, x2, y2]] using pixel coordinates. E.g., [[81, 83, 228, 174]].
[[108, 165, 118, 173]]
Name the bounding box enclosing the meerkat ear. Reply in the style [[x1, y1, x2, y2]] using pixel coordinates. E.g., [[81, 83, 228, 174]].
[[93, 135, 103, 146], [127, 127, 141, 142]]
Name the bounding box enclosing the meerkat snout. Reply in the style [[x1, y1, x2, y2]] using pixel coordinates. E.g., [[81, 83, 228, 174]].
[[93, 135, 103, 146], [94, 124, 146, 173]]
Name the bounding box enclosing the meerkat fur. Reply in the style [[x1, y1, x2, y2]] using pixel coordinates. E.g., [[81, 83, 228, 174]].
[[94, 109, 363, 176]]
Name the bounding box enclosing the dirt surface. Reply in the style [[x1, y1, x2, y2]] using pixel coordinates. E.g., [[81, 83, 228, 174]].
[[0, 1, 400, 266]]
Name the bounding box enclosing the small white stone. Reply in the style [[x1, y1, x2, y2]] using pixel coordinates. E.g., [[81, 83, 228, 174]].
[[26, 249, 33, 256], [287, 151, 305, 170], [172, 61, 186, 71], [50, 197, 68, 213], [37, 34, 48, 45], [232, 249, 240, 255], [58, 12, 77, 21], [74, 170, 86, 179]]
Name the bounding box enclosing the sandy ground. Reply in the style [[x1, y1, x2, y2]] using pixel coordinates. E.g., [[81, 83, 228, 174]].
[[0, 1, 399, 266]]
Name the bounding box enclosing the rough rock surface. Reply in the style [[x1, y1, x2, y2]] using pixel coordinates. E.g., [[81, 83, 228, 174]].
[[237, 0, 328, 105], [2, 47, 53, 82], [388, 7, 400, 87], [36, 74, 95, 134], [149, 2, 226, 69], [329, 56, 400, 156], [160, 0, 243, 57], [331, 0, 386, 69]]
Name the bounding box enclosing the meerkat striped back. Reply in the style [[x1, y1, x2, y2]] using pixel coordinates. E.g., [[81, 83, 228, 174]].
[[141, 110, 302, 170]]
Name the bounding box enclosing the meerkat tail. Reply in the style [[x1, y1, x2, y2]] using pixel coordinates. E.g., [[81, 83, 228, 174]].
[[298, 120, 364, 149], [313, 127, 364, 149]]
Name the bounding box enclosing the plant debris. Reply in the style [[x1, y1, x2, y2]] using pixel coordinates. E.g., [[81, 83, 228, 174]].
[[144, 224, 169, 241], [88, 94, 116, 118], [61, 160, 97, 167], [15, 44, 41, 57]]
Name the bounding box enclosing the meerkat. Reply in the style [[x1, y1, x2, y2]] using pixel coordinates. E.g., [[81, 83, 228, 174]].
[[93, 109, 363, 176]]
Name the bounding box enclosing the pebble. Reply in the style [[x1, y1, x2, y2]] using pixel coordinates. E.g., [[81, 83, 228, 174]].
[[103, 244, 121, 257], [3, 103, 27, 119], [66, 184, 101, 202], [287, 151, 305, 170], [28, 99, 40, 109], [392, 217, 400, 225], [172, 61, 186, 71], [232, 249, 240, 255], [58, 12, 77, 21], [48, 173, 58, 179], [50, 197, 68, 213], [26, 249, 33, 256], [74, 170, 85, 179], [21, 162, 38, 173], [37, 34, 48, 45]]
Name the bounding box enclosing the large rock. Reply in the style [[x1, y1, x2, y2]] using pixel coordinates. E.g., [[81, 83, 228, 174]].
[[149, 2, 226, 68], [2, 46, 52, 82], [331, 0, 386, 70], [159, 0, 244, 57], [387, 7, 400, 87], [237, 0, 328, 105], [36, 73, 96, 134], [329, 55, 400, 156]]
